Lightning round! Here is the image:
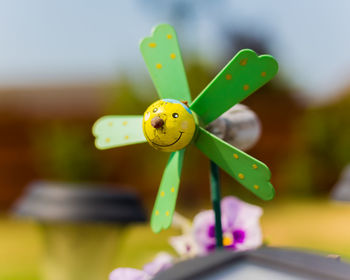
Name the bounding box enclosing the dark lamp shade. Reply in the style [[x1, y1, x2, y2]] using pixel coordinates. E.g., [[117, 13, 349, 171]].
[[13, 181, 147, 223]]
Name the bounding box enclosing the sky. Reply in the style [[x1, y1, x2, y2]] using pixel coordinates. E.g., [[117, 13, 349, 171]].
[[0, 0, 350, 101]]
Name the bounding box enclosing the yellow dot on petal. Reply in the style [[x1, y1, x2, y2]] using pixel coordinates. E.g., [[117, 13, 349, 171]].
[[105, 138, 110, 143], [166, 211, 170, 216], [233, 153, 239, 159], [124, 135, 129, 140], [149, 42, 156, 48], [170, 53, 176, 59], [238, 173, 245, 180], [171, 187, 175, 193], [252, 164, 258, 169], [156, 63, 162, 69], [261, 71, 267, 77], [167, 34, 172, 39], [155, 210, 159, 216], [240, 58, 248, 66], [122, 121, 128, 126], [108, 122, 113, 126], [254, 185, 259, 190], [160, 191, 165, 197], [243, 84, 249, 91], [226, 74, 232, 80]]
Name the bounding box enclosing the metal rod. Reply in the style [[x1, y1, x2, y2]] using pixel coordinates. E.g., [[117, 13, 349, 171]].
[[209, 160, 223, 248]]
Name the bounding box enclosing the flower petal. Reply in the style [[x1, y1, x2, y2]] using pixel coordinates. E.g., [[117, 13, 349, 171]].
[[193, 210, 218, 253], [221, 196, 242, 225], [143, 252, 174, 276], [109, 268, 151, 280], [221, 196, 263, 251], [234, 221, 263, 251], [233, 229, 245, 243], [232, 202, 262, 230], [193, 210, 215, 244], [169, 234, 199, 258]]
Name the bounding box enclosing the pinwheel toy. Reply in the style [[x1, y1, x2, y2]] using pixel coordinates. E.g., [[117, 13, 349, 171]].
[[93, 24, 278, 242]]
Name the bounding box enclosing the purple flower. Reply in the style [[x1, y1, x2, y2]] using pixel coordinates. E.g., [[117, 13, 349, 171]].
[[110, 196, 263, 280], [143, 253, 174, 276], [109, 253, 174, 280], [193, 196, 263, 253], [109, 268, 151, 280]]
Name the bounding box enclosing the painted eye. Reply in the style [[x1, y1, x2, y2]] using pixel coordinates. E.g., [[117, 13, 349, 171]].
[[172, 113, 179, 118], [153, 108, 158, 113]]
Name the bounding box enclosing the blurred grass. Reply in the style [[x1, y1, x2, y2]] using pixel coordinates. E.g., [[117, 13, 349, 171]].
[[1, 198, 350, 279], [262, 198, 350, 259], [0, 218, 42, 280]]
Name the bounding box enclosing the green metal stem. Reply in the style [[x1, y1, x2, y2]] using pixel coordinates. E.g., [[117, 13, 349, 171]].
[[210, 160, 223, 248]]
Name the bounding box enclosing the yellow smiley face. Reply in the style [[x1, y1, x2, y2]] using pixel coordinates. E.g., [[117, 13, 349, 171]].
[[143, 99, 196, 152]]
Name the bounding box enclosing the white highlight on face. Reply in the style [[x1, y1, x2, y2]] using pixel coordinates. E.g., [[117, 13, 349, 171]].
[[144, 112, 150, 121]]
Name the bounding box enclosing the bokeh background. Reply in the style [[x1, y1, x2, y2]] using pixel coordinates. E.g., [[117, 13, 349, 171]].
[[1, 1, 350, 279]]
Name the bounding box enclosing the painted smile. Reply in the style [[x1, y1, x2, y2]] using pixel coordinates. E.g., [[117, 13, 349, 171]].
[[146, 131, 184, 147]]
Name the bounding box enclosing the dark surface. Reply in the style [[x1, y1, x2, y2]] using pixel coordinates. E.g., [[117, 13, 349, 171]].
[[154, 247, 350, 280], [12, 181, 147, 223]]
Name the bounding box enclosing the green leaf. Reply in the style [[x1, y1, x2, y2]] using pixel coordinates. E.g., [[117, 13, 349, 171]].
[[140, 24, 192, 103], [151, 149, 185, 233], [190, 49, 278, 125], [92, 116, 146, 149], [195, 127, 275, 200]]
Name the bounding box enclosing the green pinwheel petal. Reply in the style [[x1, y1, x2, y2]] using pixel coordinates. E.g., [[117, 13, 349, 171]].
[[190, 49, 278, 125], [195, 127, 275, 200], [92, 115, 146, 149], [151, 149, 185, 233], [140, 24, 192, 103]]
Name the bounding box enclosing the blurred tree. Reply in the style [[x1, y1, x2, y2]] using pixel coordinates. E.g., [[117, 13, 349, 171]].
[[102, 75, 150, 116], [224, 29, 271, 55], [283, 92, 350, 195], [31, 123, 102, 182]]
